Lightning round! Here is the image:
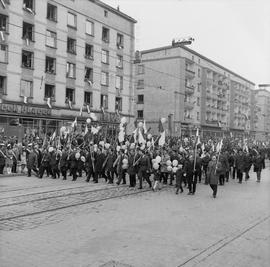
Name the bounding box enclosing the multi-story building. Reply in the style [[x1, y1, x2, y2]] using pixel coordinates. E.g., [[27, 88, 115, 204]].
[[252, 84, 270, 141], [0, 0, 136, 137], [134, 44, 255, 137]]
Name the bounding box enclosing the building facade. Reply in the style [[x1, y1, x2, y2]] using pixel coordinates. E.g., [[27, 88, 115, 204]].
[[134, 44, 255, 137], [252, 84, 270, 141], [0, 0, 136, 138]]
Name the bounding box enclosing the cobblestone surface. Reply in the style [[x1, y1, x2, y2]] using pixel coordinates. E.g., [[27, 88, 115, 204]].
[[0, 162, 269, 267]]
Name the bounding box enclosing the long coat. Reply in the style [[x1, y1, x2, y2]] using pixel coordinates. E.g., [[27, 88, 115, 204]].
[[253, 155, 264, 172], [27, 151, 37, 169], [207, 160, 222, 185]]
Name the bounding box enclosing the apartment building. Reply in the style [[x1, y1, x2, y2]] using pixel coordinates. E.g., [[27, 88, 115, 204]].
[[134, 44, 255, 137], [252, 84, 270, 141], [0, 0, 136, 137]]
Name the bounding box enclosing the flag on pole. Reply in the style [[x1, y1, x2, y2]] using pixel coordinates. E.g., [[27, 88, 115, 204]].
[[26, 38, 30, 46], [47, 98, 52, 109], [23, 96, 27, 104], [138, 128, 145, 144], [79, 106, 83, 117], [50, 131, 56, 142], [39, 76, 44, 90], [68, 100, 72, 109], [101, 106, 105, 114], [71, 117, 77, 128], [195, 128, 201, 147], [132, 128, 138, 144], [0, 31, 5, 41], [143, 120, 147, 134], [84, 125, 88, 135], [216, 139, 223, 153], [86, 105, 91, 114], [158, 118, 165, 146]]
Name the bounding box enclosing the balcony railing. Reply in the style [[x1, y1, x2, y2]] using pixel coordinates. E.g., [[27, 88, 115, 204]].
[[185, 84, 195, 94], [185, 68, 195, 76], [184, 101, 194, 109]]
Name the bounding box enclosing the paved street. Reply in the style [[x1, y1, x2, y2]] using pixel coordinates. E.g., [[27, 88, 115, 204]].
[[0, 163, 269, 267]]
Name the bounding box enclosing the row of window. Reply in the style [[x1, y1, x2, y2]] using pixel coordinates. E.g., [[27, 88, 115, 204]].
[[0, 1, 125, 48], [0, 46, 124, 89], [0, 75, 123, 111]]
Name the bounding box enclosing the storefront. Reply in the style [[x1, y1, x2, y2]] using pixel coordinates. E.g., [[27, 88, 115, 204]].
[[0, 102, 132, 139]]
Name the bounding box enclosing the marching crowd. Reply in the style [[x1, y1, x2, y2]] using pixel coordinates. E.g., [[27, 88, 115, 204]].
[[0, 134, 269, 198]]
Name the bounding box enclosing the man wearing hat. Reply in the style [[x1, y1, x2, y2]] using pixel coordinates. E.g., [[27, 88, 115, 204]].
[[0, 143, 6, 174]]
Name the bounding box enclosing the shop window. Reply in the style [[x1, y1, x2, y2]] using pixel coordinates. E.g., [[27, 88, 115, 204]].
[[115, 97, 122, 111], [101, 49, 109, 64], [66, 88, 75, 103], [47, 3, 57, 22], [102, 27, 109, 43], [45, 56, 56, 74], [137, 110, 143, 119], [84, 91, 92, 106], [100, 94, 108, 109], [0, 44, 8, 63], [22, 22, 34, 41], [46, 30, 56, 48], [101, 71, 109, 86], [22, 50, 34, 69], [85, 20, 94, 35], [23, 0, 35, 14], [67, 12, 76, 28], [0, 76, 6, 94], [0, 14, 8, 32], [84, 67, 93, 82], [116, 55, 123, 68], [67, 37, 76, 54], [137, 94, 144, 104], [85, 43, 93, 59], [20, 79, 32, 97], [116, 33, 124, 49], [44, 84, 55, 100], [115, 75, 123, 90], [66, 62, 75, 78]]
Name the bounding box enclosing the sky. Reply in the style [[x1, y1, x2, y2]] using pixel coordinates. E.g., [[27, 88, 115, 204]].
[[103, 0, 270, 87]]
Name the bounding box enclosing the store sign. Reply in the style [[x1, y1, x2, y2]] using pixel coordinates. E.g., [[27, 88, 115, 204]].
[[0, 104, 51, 116]]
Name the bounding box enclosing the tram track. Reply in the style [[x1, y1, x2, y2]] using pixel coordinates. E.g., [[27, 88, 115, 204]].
[[0, 185, 152, 222], [0, 184, 126, 208]]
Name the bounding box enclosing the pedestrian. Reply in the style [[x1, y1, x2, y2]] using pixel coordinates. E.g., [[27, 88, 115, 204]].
[[253, 153, 264, 182], [207, 155, 222, 198]]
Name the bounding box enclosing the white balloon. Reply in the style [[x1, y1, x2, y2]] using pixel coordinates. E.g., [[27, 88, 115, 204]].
[[105, 143, 110, 149], [122, 158, 128, 165], [172, 160, 178, 167], [166, 160, 172, 166], [140, 145, 145, 150], [153, 162, 159, 170], [48, 147, 54, 153], [86, 118, 91, 124], [122, 145, 127, 150], [138, 122, 143, 128], [147, 141, 151, 147], [75, 152, 80, 159], [167, 166, 172, 172], [147, 133, 152, 140], [99, 141, 104, 146], [161, 118, 166, 124], [80, 156, 86, 162], [90, 113, 97, 121], [60, 126, 66, 133], [130, 143, 135, 149], [121, 117, 127, 124], [116, 146, 120, 152], [122, 164, 128, 170], [152, 159, 156, 164], [172, 166, 178, 173], [94, 147, 98, 152], [155, 156, 161, 163]]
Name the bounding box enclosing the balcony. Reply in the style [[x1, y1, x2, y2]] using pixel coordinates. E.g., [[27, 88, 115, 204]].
[[185, 84, 195, 94], [185, 68, 195, 77], [184, 116, 193, 123], [184, 101, 194, 109]]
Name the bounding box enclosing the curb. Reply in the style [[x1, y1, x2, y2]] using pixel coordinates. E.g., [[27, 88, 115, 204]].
[[0, 173, 25, 178]]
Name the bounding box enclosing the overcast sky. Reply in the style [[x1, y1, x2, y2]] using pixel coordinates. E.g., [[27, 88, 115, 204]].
[[103, 0, 270, 87]]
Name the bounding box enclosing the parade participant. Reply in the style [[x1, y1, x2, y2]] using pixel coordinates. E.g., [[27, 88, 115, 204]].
[[127, 148, 139, 187], [228, 151, 235, 180], [184, 155, 196, 195], [235, 149, 245, 184], [20, 146, 27, 174], [70, 151, 80, 181], [175, 163, 184, 194], [253, 152, 265, 182], [94, 147, 106, 183], [115, 148, 128, 185], [11, 144, 19, 173], [103, 148, 116, 184], [6, 144, 13, 174], [85, 145, 96, 183], [152, 160, 161, 192], [244, 151, 253, 181], [39, 147, 50, 178], [26, 145, 38, 177], [201, 150, 211, 184], [160, 150, 170, 184], [0, 143, 6, 174], [137, 149, 152, 189], [218, 153, 229, 186], [49, 147, 60, 179], [207, 155, 222, 198], [59, 147, 69, 180]]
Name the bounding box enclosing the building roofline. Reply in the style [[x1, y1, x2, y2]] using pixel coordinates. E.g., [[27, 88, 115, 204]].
[[95, 0, 137, 23], [140, 45, 255, 85], [254, 89, 270, 94], [258, 84, 270, 87]]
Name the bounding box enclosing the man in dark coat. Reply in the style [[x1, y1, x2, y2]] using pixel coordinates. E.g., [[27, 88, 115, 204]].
[[0, 144, 6, 174], [26, 147, 38, 177], [235, 149, 245, 184], [85, 146, 97, 182], [60, 148, 69, 180]]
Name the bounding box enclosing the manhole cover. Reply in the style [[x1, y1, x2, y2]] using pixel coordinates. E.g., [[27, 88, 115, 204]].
[[99, 260, 133, 267]]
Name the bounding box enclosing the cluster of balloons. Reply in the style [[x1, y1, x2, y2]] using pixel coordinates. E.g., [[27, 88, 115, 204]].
[[122, 158, 128, 169], [166, 159, 179, 173]]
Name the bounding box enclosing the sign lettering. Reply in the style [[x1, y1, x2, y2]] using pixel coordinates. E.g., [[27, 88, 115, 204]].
[[0, 104, 52, 116]]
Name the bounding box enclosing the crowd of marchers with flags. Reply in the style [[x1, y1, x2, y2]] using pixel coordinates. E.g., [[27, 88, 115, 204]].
[[0, 114, 269, 198]]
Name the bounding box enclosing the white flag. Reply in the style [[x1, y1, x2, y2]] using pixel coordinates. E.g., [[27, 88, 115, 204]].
[[86, 105, 90, 114], [24, 96, 27, 104], [79, 106, 83, 116], [47, 98, 52, 109]]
